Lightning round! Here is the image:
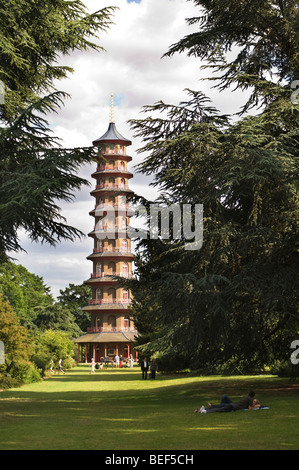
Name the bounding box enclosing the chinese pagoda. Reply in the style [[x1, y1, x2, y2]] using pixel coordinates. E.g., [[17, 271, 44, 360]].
[[74, 96, 137, 364]]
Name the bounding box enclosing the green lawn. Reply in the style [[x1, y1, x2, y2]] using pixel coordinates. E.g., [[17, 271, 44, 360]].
[[0, 365, 298, 450]]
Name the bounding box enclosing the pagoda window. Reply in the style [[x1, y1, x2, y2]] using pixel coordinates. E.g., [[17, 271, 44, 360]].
[[96, 263, 102, 275], [96, 288, 102, 300], [118, 195, 126, 207], [96, 316, 103, 329], [108, 287, 116, 300], [122, 262, 128, 276], [119, 216, 126, 229], [108, 240, 115, 250], [123, 289, 129, 301], [108, 315, 116, 328], [107, 145, 115, 154], [108, 261, 116, 274], [98, 161, 105, 170]]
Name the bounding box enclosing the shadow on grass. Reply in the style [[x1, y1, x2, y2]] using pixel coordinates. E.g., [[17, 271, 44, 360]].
[[0, 369, 298, 450], [47, 365, 202, 384]]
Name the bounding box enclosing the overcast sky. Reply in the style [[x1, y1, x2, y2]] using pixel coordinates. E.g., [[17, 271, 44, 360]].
[[14, 0, 248, 297]]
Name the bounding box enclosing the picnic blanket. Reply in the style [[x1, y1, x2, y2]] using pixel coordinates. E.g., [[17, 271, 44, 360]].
[[243, 405, 269, 410]]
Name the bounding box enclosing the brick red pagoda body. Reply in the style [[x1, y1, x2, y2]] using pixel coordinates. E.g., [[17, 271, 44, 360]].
[[74, 116, 137, 365]]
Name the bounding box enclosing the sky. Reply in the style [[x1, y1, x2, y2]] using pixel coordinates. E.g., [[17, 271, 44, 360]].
[[13, 0, 249, 298]]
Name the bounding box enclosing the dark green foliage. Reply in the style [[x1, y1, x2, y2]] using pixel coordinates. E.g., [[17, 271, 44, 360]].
[[0, 1, 116, 258], [57, 283, 92, 332], [0, 0, 116, 119], [128, 6, 299, 372], [0, 92, 98, 256], [165, 0, 299, 113], [0, 261, 89, 337], [0, 261, 53, 329], [0, 2, 116, 385], [0, 261, 92, 385]]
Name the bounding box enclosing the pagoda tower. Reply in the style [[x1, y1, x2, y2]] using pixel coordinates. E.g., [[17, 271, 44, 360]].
[[74, 96, 137, 364]]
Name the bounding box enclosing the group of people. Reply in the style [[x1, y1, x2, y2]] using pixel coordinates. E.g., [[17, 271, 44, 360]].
[[89, 355, 159, 379], [49, 358, 65, 374], [140, 357, 158, 380], [194, 390, 265, 414], [90, 354, 135, 373]]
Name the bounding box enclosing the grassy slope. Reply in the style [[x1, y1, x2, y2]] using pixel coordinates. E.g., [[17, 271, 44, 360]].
[[0, 365, 298, 450]]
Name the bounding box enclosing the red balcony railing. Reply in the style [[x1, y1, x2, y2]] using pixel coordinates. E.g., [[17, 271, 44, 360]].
[[95, 184, 129, 190], [92, 247, 132, 254], [90, 272, 133, 279], [96, 165, 128, 172], [88, 299, 131, 305], [87, 327, 137, 333]]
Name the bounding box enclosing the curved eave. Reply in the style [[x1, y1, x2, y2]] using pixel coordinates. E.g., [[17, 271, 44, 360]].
[[74, 331, 137, 344], [84, 277, 118, 286], [87, 252, 134, 261], [90, 187, 134, 196], [93, 122, 132, 147], [91, 170, 133, 179], [89, 208, 135, 217], [93, 138, 132, 146], [87, 229, 134, 238], [82, 304, 131, 312]]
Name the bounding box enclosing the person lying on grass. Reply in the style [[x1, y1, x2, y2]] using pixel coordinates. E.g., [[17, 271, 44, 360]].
[[194, 391, 264, 414]]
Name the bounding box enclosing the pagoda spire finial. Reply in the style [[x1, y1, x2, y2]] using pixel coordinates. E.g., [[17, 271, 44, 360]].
[[110, 92, 114, 123]]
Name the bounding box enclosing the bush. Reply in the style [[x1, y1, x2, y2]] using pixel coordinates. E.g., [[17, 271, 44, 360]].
[[31, 329, 77, 375], [30, 354, 50, 377], [7, 360, 42, 384], [0, 371, 20, 389], [154, 352, 190, 373], [270, 360, 298, 378]]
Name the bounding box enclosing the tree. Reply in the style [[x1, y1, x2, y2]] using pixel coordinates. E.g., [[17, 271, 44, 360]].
[[0, 294, 36, 385], [165, 0, 299, 113], [31, 329, 76, 375], [0, 262, 90, 337], [57, 283, 92, 332], [0, 0, 116, 120], [128, 86, 298, 371], [0, 93, 98, 258], [34, 304, 83, 338], [0, 1, 116, 258], [127, 0, 299, 373], [0, 261, 53, 329]]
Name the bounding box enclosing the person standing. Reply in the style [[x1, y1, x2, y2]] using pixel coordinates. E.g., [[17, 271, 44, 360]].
[[141, 357, 149, 380], [90, 358, 95, 374], [58, 358, 65, 374], [150, 359, 158, 379], [129, 354, 134, 368], [115, 354, 120, 368]]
